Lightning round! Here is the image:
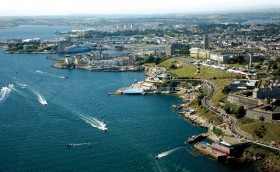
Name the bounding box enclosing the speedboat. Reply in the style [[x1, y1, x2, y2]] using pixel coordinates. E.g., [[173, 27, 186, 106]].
[[61, 76, 69, 79], [155, 156, 159, 159], [67, 144, 74, 148]]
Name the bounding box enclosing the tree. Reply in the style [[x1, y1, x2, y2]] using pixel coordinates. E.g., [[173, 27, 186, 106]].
[[154, 57, 161, 65], [224, 102, 232, 114], [272, 63, 278, 70], [169, 64, 177, 70], [234, 106, 246, 118], [145, 55, 155, 63], [178, 48, 190, 55], [237, 56, 244, 64]]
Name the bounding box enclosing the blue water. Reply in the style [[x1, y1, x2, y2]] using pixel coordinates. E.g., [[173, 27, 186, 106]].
[[0, 26, 252, 171], [0, 25, 90, 40]]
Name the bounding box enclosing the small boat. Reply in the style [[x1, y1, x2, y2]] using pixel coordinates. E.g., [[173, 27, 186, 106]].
[[61, 76, 69, 79], [67, 144, 74, 148], [155, 156, 159, 159]]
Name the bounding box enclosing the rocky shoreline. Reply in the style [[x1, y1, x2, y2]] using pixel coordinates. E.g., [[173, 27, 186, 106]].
[[175, 92, 280, 171]]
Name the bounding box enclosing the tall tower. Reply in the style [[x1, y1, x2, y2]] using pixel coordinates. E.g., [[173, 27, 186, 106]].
[[195, 63, 201, 75], [248, 53, 252, 69], [204, 35, 209, 50]]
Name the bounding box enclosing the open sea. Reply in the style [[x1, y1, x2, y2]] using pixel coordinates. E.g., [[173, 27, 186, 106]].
[[0, 25, 254, 171]]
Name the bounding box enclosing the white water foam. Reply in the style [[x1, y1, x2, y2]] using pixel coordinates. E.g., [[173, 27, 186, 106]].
[[71, 142, 92, 146], [156, 147, 184, 159], [36, 70, 45, 74], [36, 92, 47, 105], [8, 84, 27, 97], [0, 86, 12, 102], [75, 111, 108, 131], [15, 81, 27, 88], [36, 70, 67, 79]]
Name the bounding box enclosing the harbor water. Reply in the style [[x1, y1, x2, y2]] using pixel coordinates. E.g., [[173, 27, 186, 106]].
[[0, 25, 253, 171]]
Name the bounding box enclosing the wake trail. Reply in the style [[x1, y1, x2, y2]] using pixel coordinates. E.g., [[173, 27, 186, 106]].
[[72, 142, 92, 146], [36, 70, 68, 79], [156, 147, 184, 159], [8, 84, 26, 97], [36, 70, 46, 74], [0, 85, 12, 102], [15, 81, 27, 88], [73, 111, 108, 131], [33, 91, 47, 106]]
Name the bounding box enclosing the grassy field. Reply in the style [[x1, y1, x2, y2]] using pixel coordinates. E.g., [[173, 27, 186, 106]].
[[239, 121, 280, 142], [211, 79, 232, 106], [158, 58, 237, 79]]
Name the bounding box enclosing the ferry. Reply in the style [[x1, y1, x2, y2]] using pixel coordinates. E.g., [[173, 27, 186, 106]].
[[64, 44, 91, 53]]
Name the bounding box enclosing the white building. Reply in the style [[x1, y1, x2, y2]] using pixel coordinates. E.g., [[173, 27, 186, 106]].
[[190, 48, 210, 59], [210, 53, 230, 62]]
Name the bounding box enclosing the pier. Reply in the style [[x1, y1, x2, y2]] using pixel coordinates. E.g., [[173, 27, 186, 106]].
[[185, 133, 208, 144], [47, 56, 64, 61]]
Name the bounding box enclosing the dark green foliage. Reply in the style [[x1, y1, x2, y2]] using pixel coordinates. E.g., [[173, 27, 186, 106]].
[[259, 116, 265, 121], [178, 48, 190, 55], [234, 106, 246, 118], [222, 85, 231, 94], [212, 126, 224, 137], [154, 57, 161, 65], [254, 125, 267, 138], [169, 64, 177, 70]]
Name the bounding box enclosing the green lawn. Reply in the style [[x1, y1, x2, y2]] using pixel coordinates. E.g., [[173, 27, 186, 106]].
[[158, 58, 237, 79], [211, 79, 232, 106], [239, 121, 280, 142]]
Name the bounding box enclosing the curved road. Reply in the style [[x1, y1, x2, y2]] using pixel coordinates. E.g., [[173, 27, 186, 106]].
[[202, 80, 280, 151]]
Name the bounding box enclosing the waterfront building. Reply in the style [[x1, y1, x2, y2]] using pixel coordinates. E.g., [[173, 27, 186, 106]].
[[64, 44, 91, 53], [57, 40, 72, 53], [65, 55, 73, 66]]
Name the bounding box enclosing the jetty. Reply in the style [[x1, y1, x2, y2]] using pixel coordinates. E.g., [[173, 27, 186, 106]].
[[47, 56, 64, 61], [185, 133, 209, 144], [172, 103, 188, 109]]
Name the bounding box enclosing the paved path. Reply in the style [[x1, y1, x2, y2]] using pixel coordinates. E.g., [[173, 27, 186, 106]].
[[202, 80, 280, 151]]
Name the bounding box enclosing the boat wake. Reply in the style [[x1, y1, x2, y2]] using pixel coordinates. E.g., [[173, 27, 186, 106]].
[[36, 70, 68, 79], [74, 111, 108, 131], [15, 81, 27, 88], [36, 70, 46, 74], [0, 85, 12, 102], [67, 142, 92, 148], [36, 92, 47, 105], [155, 147, 184, 159]]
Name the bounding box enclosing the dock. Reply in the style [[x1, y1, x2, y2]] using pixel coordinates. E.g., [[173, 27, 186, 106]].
[[194, 142, 227, 162], [47, 56, 64, 61]]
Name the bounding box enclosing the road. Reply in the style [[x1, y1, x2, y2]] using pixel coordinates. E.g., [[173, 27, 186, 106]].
[[202, 80, 280, 151]]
